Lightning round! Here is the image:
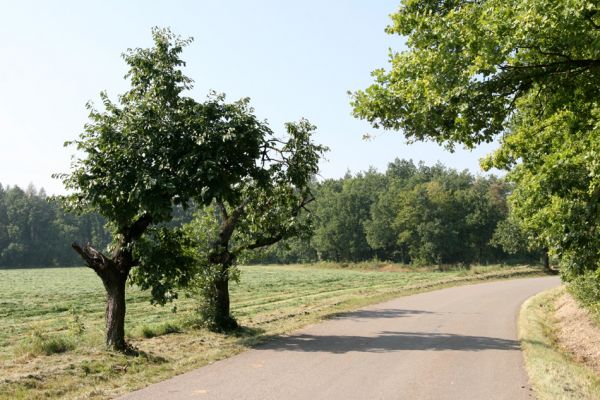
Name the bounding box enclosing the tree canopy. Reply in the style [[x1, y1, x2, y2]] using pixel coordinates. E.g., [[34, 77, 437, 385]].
[[180, 119, 326, 330], [252, 160, 533, 266], [351, 0, 599, 277]]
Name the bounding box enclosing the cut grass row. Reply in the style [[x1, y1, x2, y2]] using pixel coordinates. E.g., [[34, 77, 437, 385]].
[[1, 263, 544, 399]]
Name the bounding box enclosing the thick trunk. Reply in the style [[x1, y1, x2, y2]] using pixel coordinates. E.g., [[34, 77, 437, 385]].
[[103, 271, 128, 350], [71, 216, 150, 352], [208, 255, 238, 331], [214, 265, 231, 324], [72, 242, 132, 351]]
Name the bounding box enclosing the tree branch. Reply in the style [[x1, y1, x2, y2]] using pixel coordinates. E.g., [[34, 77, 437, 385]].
[[499, 59, 600, 73], [72, 242, 111, 273], [127, 213, 152, 242], [242, 233, 285, 252], [232, 194, 315, 255], [214, 199, 248, 248]]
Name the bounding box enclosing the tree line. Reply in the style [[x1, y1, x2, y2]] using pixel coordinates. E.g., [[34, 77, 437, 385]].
[[0, 159, 537, 270], [252, 159, 538, 266], [0, 184, 109, 267]]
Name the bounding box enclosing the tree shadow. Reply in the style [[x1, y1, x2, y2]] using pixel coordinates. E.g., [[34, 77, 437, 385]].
[[259, 331, 521, 354], [330, 308, 437, 320]]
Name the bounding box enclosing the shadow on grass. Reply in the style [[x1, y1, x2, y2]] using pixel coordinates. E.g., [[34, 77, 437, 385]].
[[521, 338, 553, 350], [117, 346, 168, 364]]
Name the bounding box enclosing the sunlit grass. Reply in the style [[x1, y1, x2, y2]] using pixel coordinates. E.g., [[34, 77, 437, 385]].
[[1, 263, 543, 399]]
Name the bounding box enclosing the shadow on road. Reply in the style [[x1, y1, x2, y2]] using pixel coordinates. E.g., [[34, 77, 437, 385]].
[[260, 331, 520, 354], [331, 308, 436, 320]]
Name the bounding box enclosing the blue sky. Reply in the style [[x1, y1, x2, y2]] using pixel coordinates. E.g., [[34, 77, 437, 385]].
[[0, 0, 498, 194]]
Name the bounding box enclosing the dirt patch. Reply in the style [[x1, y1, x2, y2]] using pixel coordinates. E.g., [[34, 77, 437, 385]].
[[555, 292, 600, 375]]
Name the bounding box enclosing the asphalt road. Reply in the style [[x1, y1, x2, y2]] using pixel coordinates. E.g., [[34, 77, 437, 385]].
[[120, 276, 560, 400]]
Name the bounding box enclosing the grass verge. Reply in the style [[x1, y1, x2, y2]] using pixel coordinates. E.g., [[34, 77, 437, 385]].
[[1, 263, 545, 399], [519, 287, 600, 399]]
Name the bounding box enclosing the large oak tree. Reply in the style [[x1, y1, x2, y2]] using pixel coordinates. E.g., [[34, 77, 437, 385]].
[[352, 0, 599, 278]]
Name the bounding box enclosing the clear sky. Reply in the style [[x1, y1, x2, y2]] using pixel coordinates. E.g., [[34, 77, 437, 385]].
[[0, 0, 499, 195]]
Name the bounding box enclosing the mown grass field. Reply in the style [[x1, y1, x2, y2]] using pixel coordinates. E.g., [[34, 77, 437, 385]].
[[1, 263, 543, 399]]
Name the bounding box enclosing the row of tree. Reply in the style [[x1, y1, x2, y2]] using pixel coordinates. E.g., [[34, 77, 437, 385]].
[[0, 184, 109, 267], [0, 160, 536, 269], [252, 160, 538, 266]]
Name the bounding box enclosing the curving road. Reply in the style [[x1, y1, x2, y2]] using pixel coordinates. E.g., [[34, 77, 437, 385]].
[[120, 276, 560, 400]]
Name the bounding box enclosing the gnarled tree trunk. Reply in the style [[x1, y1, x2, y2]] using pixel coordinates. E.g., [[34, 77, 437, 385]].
[[72, 243, 133, 351], [72, 214, 150, 351], [101, 267, 129, 350]]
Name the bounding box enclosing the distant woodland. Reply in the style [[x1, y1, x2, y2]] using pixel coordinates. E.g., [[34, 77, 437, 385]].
[[0, 159, 538, 268]]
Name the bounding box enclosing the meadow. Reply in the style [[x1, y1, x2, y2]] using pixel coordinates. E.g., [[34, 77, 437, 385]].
[[1, 263, 543, 399]]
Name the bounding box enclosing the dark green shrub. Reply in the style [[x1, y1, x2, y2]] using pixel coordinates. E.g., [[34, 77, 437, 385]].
[[568, 270, 600, 320]]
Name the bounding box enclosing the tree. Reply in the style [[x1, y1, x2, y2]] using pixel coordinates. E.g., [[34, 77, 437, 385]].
[[54, 28, 267, 350], [364, 160, 418, 262], [182, 119, 326, 330], [490, 215, 541, 265], [312, 170, 385, 262], [352, 0, 599, 277], [0, 185, 8, 259], [2, 186, 29, 266]]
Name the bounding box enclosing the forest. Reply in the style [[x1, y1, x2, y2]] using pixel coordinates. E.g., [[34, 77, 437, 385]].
[[0, 159, 536, 269]]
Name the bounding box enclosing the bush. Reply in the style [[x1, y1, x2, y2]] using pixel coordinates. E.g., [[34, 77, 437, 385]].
[[18, 329, 75, 356], [190, 263, 240, 332], [139, 322, 181, 339], [568, 270, 600, 320]]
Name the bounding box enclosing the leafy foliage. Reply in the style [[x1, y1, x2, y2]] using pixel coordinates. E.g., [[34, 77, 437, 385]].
[[568, 270, 600, 319], [51, 27, 287, 349], [251, 159, 534, 266], [352, 0, 599, 148], [129, 227, 195, 306], [351, 0, 599, 278], [183, 119, 327, 329], [55, 29, 267, 230], [0, 184, 110, 267]]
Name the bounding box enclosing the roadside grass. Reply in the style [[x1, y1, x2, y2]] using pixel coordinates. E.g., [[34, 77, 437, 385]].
[[1, 263, 544, 399], [519, 287, 600, 399]]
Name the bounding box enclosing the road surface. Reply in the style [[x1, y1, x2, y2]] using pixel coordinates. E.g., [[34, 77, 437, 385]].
[[120, 276, 560, 400]]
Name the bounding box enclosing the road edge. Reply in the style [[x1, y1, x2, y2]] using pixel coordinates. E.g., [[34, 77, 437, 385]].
[[519, 286, 600, 399]]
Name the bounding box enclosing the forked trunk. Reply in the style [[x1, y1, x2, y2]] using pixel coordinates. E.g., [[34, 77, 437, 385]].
[[72, 242, 133, 351], [71, 215, 150, 352]]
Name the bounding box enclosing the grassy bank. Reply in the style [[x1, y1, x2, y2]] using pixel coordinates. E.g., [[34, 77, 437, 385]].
[[519, 287, 600, 399], [1, 263, 543, 399]]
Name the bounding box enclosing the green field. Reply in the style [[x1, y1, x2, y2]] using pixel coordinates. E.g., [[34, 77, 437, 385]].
[[1, 263, 543, 399]]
